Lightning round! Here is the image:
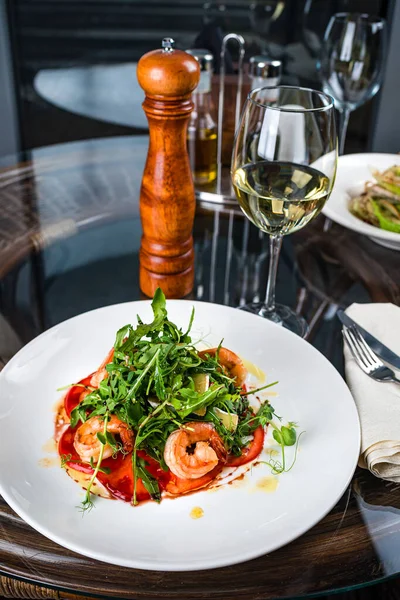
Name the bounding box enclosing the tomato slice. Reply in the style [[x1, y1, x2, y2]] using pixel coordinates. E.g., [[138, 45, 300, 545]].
[[59, 425, 144, 502], [59, 425, 138, 500], [136, 450, 170, 490], [165, 463, 224, 496], [58, 425, 169, 503], [58, 425, 94, 474], [97, 454, 138, 502], [227, 425, 265, 467], [98, 451, 169, 503]]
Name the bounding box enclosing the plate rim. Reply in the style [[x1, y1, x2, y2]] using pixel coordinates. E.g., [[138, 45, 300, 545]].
[[0, 299, 361, 571], [322, 152, 400, 245]]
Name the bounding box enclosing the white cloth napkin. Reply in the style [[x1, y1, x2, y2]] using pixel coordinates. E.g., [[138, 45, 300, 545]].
[[344, 303, 400, 482]]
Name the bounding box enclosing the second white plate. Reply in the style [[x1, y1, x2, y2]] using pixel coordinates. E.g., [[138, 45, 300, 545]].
[[323, 153, 400, 250]]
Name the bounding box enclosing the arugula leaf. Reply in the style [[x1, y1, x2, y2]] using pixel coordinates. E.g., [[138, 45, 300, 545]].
[[136, 456, 161, 502], [105, 431, 119, 450], [154, 353, 166, 400], [176, 384, 226, 418], [70, 404, 87, 428], [114, 324, 132, 350], [126, 348, 161, 401], [97, 432, 107, 445], [151, 287, 167, 321], [124, 400, 144, 426], [183, 306, 195, 338], [70, 407, 80, 429]]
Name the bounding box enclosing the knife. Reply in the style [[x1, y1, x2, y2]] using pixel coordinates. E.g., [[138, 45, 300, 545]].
[[337, 309, 400, 370]]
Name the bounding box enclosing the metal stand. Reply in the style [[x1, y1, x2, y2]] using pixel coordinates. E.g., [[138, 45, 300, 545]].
[[196, 33, 245, 207]]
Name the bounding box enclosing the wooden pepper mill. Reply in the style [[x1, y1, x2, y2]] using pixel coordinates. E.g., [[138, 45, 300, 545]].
[[137, 38, 200, 298]]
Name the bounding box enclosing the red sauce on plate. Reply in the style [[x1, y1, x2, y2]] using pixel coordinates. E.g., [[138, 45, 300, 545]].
[[58, 425, 170, 503]]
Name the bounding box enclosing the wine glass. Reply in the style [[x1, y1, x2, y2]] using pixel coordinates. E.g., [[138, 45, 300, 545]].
[[231, 85, 337, 336], [318, 13, 387, 154]]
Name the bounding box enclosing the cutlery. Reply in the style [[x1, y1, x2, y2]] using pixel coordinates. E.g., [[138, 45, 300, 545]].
[[337, 310, 400, 370], [343, 324, 400, 385]]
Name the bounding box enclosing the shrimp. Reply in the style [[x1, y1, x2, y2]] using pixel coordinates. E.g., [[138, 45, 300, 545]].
[[74, 415, 133, 464], [90, 348, 115, 388], [164, 421, 227, 480], [198, 347, 247, 387]]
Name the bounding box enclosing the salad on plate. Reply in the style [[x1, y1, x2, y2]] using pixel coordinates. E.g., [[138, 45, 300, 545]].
[[55, 289, 299, 511]]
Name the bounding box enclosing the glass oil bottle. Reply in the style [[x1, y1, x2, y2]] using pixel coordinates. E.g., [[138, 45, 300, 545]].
[[186, 49, 217, 185]]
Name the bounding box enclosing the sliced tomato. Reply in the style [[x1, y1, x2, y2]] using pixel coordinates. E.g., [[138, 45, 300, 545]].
[[59, 425, 137, 499], [98, 451, 169, 503], [165, 463, 224, 496], [59, 425, 139, 501], [97, 454, 138, 502], [227, 425, 265, 467], [58, 425, 94, 474], [58, 425, 168, 504], [136, 450, 170, 490]]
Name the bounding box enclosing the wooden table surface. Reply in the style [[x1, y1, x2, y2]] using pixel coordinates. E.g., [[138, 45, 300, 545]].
[[0, 136, 399, 600]]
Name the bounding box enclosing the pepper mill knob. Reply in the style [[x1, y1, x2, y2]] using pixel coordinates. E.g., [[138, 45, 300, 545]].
[[162, 37, 175, 51], [137, 39, 200, 298]]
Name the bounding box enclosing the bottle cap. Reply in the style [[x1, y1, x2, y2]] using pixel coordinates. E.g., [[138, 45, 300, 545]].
[[249, 56, 282, 80], [185, 49, 213, 93], [185, 49, 214, 73]]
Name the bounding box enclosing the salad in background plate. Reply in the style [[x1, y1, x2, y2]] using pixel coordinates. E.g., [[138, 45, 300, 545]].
[[322, 153, 400, 251], [349, 165, 400, 234]]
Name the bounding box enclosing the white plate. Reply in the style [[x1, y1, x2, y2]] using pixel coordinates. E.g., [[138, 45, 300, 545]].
[[0, 301, 360, 571], [323, 153, 400, 251]]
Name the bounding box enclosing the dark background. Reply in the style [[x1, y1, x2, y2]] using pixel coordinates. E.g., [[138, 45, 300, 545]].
[[0, 0, 396, 158]]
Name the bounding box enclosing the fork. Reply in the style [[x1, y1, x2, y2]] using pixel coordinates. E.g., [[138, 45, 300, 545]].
[[342, 325, 400, 385]]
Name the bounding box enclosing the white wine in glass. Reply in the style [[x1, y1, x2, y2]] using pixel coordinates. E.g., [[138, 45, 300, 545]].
[[231, 86, 338, 336]]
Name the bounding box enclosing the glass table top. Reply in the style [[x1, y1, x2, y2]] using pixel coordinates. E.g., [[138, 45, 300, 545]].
[[0, 135, 399, 600]]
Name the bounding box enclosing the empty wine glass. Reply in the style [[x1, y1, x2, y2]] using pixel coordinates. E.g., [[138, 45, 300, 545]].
[[318, 12, 387, 154], [231, 86, 337, 337]]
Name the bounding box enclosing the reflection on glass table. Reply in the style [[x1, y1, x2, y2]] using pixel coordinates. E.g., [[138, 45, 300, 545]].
[[34, 64, 147, 129]]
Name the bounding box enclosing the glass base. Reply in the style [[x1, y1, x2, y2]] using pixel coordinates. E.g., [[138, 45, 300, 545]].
[[238, 303, 309, 338]]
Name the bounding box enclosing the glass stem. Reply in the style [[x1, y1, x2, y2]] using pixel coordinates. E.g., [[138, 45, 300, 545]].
[[261, 235, 283, 316], [338, 107, 351, 156]]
